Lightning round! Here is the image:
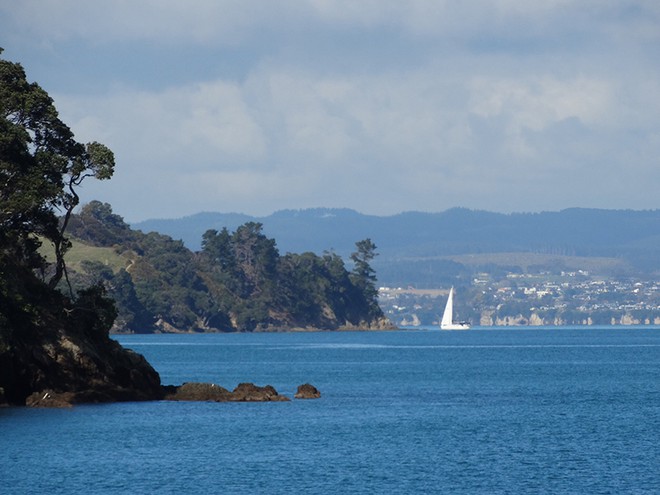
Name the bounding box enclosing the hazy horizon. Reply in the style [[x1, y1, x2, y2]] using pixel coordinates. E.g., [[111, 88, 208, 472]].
[[130, 204, 660, 224]]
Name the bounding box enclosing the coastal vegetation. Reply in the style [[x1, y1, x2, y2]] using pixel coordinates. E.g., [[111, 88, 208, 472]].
[[0, 51, 374, 406], [63, 201, 388, 333], [0, 50, 163, 405], [133, 208, 660, 326]]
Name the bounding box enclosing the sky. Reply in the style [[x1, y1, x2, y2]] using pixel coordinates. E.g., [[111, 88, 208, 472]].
[[1, 1, 659, 222]]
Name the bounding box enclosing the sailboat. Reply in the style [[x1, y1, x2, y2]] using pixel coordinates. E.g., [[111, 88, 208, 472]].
[[440, 287, 470, 330]]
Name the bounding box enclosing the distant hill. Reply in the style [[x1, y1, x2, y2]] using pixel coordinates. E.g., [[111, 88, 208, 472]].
[[133, 208, 376, 256], [132, 208, 660, 284]]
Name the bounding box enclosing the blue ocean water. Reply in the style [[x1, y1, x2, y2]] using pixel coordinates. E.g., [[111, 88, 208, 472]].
[[2, 327, 659, 494]]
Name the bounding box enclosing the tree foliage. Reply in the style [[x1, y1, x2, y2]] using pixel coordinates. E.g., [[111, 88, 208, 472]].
[[0, 50, 386, 335], [66, 205, 387, 332], [197, 223, 384, 331], [67, 200, 133, 246], [350, 238, 381, 318], [0, 50, 114, 296], [0, 50, 118, 367]]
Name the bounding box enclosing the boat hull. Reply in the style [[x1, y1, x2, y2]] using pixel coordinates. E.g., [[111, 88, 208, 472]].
[[440, 323, 471, 330]]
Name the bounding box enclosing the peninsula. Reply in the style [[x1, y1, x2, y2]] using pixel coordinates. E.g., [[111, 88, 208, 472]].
[[0, 52, 333, 407]]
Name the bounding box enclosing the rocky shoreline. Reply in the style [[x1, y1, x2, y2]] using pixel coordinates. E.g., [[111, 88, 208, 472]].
[[110, 316, 398, 335], [22, 382, 321, 408], [0, 311, 321, 408]]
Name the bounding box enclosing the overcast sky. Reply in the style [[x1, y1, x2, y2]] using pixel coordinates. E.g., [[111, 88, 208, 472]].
[[1, 1, 659, 222]]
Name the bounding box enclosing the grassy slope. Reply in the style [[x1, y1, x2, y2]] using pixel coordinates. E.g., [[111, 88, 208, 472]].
[[40, 237, 130, 273]]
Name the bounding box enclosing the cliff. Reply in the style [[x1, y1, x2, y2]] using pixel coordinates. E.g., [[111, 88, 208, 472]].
[[0, 285, 162, 407], [0, 263, 323, 408]]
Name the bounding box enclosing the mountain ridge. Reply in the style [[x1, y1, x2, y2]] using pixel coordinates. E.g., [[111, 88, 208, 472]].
[[132, 207, 660, 282]]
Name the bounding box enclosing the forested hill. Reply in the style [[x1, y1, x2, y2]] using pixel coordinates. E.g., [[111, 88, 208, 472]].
[[64, 202, 390, 333], [133, 207, 660, 277]]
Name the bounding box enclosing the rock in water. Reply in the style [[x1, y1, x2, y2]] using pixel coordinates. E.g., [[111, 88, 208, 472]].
[[294, 383, 321, 399], [230, 382, 290, 402], [162, 382, 290, 402], [163, 382, 232, 402]]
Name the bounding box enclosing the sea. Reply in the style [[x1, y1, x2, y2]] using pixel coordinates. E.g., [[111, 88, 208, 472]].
[[2, 327, 659, 494]]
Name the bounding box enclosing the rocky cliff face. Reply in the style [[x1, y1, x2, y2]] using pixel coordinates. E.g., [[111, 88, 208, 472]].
[[0, 305, 322, 407], [0, 284, 163, 407], [0, 266, 327, 408], [0, 327, 162, 406], [338, 316, 397, 331]]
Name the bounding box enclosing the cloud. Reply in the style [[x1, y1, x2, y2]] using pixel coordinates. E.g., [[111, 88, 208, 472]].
[[2, 1, 659, 220], [4, 1, 281, 45], [9, 0, 656, 47], [56, 81, 267, 171], [56, 62, 647, 218], [468, 75, 614, 158]]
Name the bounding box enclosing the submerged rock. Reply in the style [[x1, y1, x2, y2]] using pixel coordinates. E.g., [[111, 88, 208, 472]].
[[294, 383, 321, 399]]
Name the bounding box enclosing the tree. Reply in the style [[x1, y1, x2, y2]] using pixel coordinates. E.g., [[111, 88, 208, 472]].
[[202, 227, 235, 271], [196, 225, 386, 331], [351, 239, 378, 290], [0, 49, 114, 296], [231, 222, 279, 297], [0, 51, 168, 406], [350, 238, 381, 317], [67, 200, 133, 246], [275, 252, 326, 325]]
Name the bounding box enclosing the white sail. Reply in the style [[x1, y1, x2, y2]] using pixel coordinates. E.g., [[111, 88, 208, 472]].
[[440, 287, 470, 330], [440, 287, 454, 328]]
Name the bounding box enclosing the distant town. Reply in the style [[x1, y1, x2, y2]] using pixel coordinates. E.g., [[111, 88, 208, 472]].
[[379, 270, 660, 327]]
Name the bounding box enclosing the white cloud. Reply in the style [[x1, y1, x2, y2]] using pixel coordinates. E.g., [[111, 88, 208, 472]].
[[179, 82, 267, 161], [257, 72, 356, 162], [3, 0, 659, 219], [468, 76, 614, 158], [56, 80, 267, 172], [53, 53, 660, 219]]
